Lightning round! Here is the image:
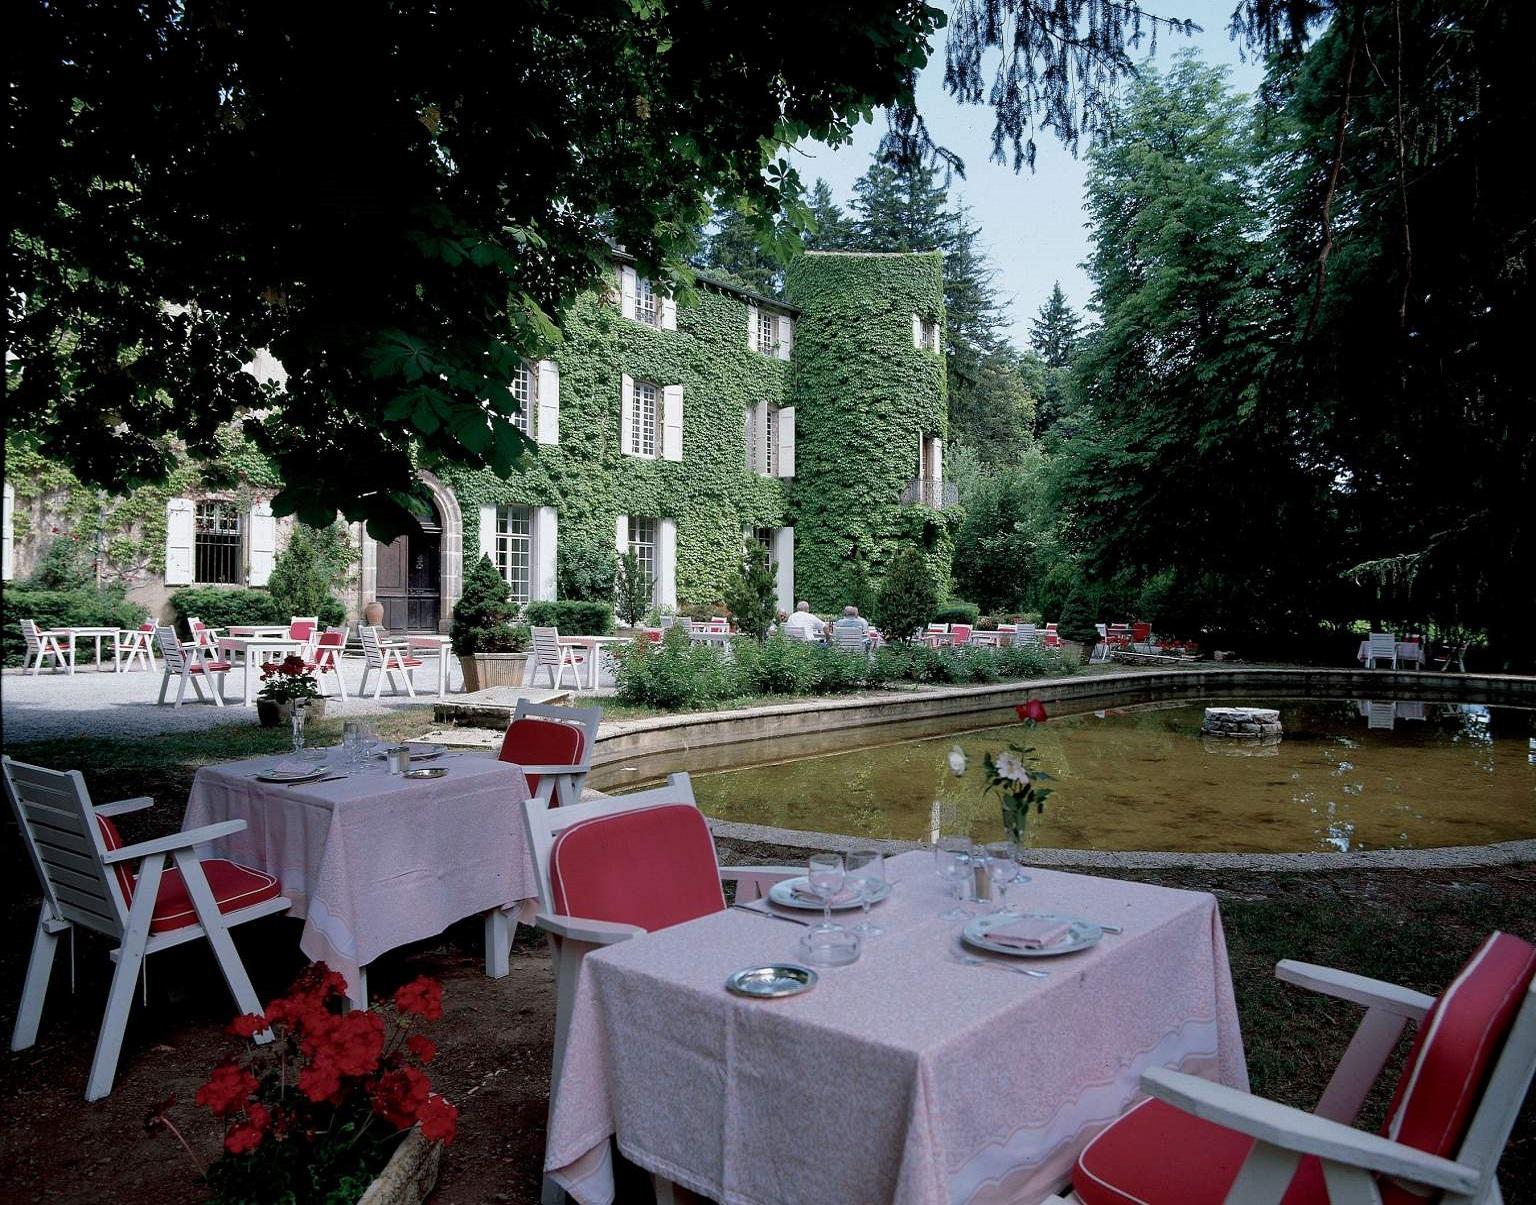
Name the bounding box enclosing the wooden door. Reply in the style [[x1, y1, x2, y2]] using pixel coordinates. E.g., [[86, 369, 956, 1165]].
[[375, 530, 442, 633]]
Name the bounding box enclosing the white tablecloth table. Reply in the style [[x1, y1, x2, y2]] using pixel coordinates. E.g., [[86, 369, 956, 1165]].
[[1356, 639, 1425, 667], [403, 633, 453, 699], [227, 624, 293, 638], [546, 850, 1246, 1205], [183, 750, 536, 1002], [215, 636, 310, 703]]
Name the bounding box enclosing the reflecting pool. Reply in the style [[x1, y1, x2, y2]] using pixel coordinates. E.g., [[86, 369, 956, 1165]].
[[689, 699, 1536, 853]]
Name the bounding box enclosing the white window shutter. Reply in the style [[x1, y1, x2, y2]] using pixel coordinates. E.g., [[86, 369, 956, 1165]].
[[620, 266, 637, 320], [615, 514, 628, 555], [746, 303, 759, 352], [777, 406, 796, 478], [533, 507, 558, 600], [478, 505, 497, 571], [164, 498, 195, 585], [247, 503, 276, 587], [912, 313, 924, 349], [773, 527, 794, 613], [660, 295, 677, 331], [620, 373, 635, 455], [661, 384, 683, 461], [657, 519, 678, 610], [755, 402, 772, 475], [932, 437, 944, 487], [776, 314, 793, 361], [743, 406, 757, 472], [536, 360, 560, 446], [1, 482, 13, 582]]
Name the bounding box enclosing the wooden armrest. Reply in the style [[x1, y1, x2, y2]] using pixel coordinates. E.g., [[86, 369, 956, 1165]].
[[535, 911, 645, 946], [96, 796, 155, 817], [1140, 1069, 1477, 1194], [1276, 960, 1435, 1020], [516, 763, 592, 777], [102, 819, 247, 863]]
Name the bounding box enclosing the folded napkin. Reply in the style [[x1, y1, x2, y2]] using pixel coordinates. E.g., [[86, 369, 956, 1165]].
[[271, 759, 313, 776], [987, 916, 1072, 949], [791, 882, 860, 906]]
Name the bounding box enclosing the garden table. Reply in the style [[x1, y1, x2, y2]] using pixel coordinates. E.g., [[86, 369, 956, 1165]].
[[546, 850, 1246, 1205], [402, 633, 453, 699], [182, 749, 537, 1006], [1355, 639, 1425, 668], [215, 635, 310, 703], [557, 634, 632, 690], [226, 624, 292, 638], [66, 626, 122, 672]]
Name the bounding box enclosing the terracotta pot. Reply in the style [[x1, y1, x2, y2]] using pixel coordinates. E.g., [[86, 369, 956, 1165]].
[[364, 601, 385, 627], [255, 698, 327, 727], [357, 1127, 441, 1205], [458, 652, 528, 693]]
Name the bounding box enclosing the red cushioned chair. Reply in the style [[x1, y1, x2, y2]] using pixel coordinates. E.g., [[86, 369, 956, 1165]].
[[359, 623, 421, 698], [497, 700, 603, 807], [521, 773, 799, 1205], [1044, 932, 1536, 1205], [3, 756, 291, 1101], [307, 626, 349, 699], [154, 624, 232, 707]]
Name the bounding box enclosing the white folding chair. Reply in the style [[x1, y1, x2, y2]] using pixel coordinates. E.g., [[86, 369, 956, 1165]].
[[1364, 631, 1399, 669], [155, 626, 231, 707], [1437, 641, 1469, 672], [529, 625, 586, 689], [310, 626, 349, 699], [21, 619, 76, 675], [3, 756, 291, 1100], [831, 625, 870, 653], [117, 618, 159, 672], [358, 624, 420, 698], [498, 700, 603, 807]]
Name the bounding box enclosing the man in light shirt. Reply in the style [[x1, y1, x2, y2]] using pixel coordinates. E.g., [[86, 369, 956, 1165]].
[[781, 601, 825, 641], [831, 605, 870, 646]]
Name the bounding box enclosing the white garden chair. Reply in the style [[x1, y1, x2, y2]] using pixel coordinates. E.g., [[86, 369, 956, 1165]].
[[1048, 931, 1536, 1205], [3, 756, 291, 1100], [154, 625, 231, 707], [117, 617, 158, 672], [358, 624, 421, 698], [1437, 640, 1470, 673], [287, 616, 320, 659], [184, 615, 223, 650], [497, 700, 603, 807], [20, 618, 76, 675], [529, 625, 587, 690], [309, 626, 349, 699], [1365, 631, 1399, 669], [830, 625, 872, 653], [522, 773, 798, 1204], [1015, 623, 1040, 646]]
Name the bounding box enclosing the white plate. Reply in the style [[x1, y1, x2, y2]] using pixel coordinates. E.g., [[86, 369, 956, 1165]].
[[768, 876, 893, 912], [255, 768, 329, 784], [961, 912, 1103, 958]]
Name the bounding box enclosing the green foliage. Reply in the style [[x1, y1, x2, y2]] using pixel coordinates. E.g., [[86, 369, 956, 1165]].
[[450, 556, 522, 655], [556, 541, 617, 604], [1056, 583, 1099, 648], [612, 628, 738, 710], [951, 455, 1059, 612], [266, 522, 351, 626], [170, 588, 287, 632], [1029, 284, 1082, 369], [2, 586, 143, 666], [696, 202, 784, 297], [722, 549, 777, 642], [523, 600, 613, 636], [932, 600, 980, 626], [28, 535, 93, 590], [613, 550, 652, 629], [872, 545, 940, 644], [801, 179, 857, 251]]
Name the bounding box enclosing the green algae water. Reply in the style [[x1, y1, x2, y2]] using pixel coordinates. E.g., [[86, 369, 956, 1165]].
[[688, 699, 1536, 853]]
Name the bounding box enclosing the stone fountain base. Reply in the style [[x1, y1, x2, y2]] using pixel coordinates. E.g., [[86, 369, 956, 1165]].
[[1201, 706, 1282, 742]]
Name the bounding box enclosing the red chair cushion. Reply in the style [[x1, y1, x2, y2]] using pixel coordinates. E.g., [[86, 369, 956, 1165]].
[[189, 660, 232, 672], [1074, 1097, 1328, 1205], [317, 630, 345, 647], [499, 718, 585, 797], [289, 621, 317, 640], [95, 815, 281, 932], [394, 656, 423, 667], [550, 803, 724, 932]]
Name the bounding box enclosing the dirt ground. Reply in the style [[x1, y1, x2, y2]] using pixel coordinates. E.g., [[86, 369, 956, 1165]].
[[2, 822, 1533, 1202]]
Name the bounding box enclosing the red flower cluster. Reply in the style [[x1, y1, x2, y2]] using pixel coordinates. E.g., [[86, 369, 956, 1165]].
[[196, 1060, 258, 1118], [395, 976, 443, 1021], [1015, 699, 1049, 723], [259, 654, 310, 679]]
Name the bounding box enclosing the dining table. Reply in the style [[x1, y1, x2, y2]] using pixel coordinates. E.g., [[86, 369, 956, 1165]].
[[545, 849, 1247, 1205], [182, 747, 537, 1006], [401, 633, 454, 700], [65, 626, 123, 672], [1355, 639, 1426, 668], [557, 634, 633, 691], [215, 635, 312, 703], [226, 624, 293, 639]]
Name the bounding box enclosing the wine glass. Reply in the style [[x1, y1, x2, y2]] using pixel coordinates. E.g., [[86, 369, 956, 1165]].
[[806, 853, 845, 933], [984, 841, 1019, 915], [933, 837, 972, 921], [846, 849, 886, 938]]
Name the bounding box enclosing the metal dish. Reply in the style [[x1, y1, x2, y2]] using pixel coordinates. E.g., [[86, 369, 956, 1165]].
[[256, 770, 329, 784], [402, 766, 448, 780], [961, 912, 1103, 958], [725, 964, 818, 999], [767, 875, 892, 912]]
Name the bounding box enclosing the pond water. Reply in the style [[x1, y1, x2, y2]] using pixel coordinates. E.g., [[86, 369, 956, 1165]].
[[689, 698, 1536, 853]]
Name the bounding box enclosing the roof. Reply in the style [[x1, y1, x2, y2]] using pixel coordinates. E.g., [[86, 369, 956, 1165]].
[[606, 243, 799, 315]]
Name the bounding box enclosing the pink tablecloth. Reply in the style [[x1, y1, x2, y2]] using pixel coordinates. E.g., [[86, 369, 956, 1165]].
[[183, 750, 535, 996], [546, 850, 1247, 1205]]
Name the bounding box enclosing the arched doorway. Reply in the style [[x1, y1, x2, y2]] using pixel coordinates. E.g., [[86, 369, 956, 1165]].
[[375, 507, 442, 633]]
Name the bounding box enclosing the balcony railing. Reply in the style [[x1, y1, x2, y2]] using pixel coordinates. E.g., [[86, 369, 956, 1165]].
[[900, 478, 959, 508]]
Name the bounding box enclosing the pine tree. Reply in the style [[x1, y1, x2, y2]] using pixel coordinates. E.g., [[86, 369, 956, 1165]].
[[698, 201, 783, 295], [1028, 283, 1081, 368], [802, 179, 856, 251]]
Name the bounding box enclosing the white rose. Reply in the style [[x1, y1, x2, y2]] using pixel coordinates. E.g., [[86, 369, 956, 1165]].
[[947, 745, 967, 777], [993, 751, 1032, 789]]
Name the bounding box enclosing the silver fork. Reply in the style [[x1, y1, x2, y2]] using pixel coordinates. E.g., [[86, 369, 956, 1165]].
[[949, 953, 1049, 979]]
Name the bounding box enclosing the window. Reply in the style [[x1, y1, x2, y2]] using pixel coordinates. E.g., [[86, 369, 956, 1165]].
[[748, 526, 775, 567], [914, 315, 940, 352], [756, 308, 777, 354], [635, 276, 660, 327], [511, 362, 536, 435], [494, 506, 532, 605], [630, 379, 658, 457], [745, 402, 783, 476], [194, 501, 242, 584], [627, 516, 657, 600]]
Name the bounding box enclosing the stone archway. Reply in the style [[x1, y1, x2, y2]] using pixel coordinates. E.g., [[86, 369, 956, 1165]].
[[358, 471, 464, 633]]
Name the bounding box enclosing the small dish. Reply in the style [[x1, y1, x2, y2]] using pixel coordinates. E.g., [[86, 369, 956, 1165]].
[[403, 766, 448, 780], [255, 769, 328, 784], [725, 964, 818, 998], [961, 912, 1103, 958], [768, 876, 892, 912], [799, 926, 861, 966]]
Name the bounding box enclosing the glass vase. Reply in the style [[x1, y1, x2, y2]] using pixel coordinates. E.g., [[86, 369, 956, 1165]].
[[290, 699, 307, 754]]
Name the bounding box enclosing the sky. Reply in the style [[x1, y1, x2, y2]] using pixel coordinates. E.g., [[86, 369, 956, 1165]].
[[793, 1, 1267, 348]]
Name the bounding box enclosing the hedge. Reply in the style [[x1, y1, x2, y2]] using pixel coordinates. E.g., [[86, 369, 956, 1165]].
[[523, 599, 614, 636], [932, 600, 981, 626], [3, 587, 144, 667]]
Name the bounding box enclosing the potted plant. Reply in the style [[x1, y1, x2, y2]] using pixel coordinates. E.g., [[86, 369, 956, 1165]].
[[255, 654, 327, 727], [148, 964, 457, 1205], [451, 555, 530, 692]]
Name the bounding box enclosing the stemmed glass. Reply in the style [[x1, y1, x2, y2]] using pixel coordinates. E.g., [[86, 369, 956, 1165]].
[[846, 849, 886, 938], [933, 836, 972, 921], [984, 841, 1019, 915], [806, 853, 846, 933]]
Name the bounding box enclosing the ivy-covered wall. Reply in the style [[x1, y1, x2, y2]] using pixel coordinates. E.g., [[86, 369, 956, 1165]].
[[785, 251, 952, 608], [440, 278, 790, 606]]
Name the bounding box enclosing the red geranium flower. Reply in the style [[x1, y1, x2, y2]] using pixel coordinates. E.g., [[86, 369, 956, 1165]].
[[1015, 699, 1049, 723], [196, 1061, 258, 1118], [371, 1065, 432, 1130], [228, 1013, 267, 1039], [394, 976, 443, 1021], [417, 1093, 458, 1145], [223, 1102, 271, 1155], [406, 1034, 437, 1064]]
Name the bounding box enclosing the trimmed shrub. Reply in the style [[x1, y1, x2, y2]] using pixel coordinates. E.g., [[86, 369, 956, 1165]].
[[451, 556, 525, 655], [814, 649, 869, 693], [169, 587, 286, 632], [1057, 584, 1100, 647], [613, 628, 736, 710], [932, 600, 981, 626], [742, 635, 822, 695], [871, 546, 940, 644], [523, 600, 614, 635], [557, 541, 617, 603], [29, 535, 93, 590], [614, 550, 651, 628], [723, 549, 777, 642], [3, 586, 143, 666], [267, 522, 350, 627]]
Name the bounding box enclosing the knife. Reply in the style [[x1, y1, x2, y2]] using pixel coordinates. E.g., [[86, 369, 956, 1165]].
[[730, 903, 812, 926]]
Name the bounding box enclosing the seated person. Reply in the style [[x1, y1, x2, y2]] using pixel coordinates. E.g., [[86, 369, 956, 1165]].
[[767, 609, 789, 637], [782, 601, 826, 640], [831, 605, 870, 644]]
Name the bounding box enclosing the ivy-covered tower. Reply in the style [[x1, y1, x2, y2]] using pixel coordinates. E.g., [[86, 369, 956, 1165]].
[[786, 251, 951, 609]]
